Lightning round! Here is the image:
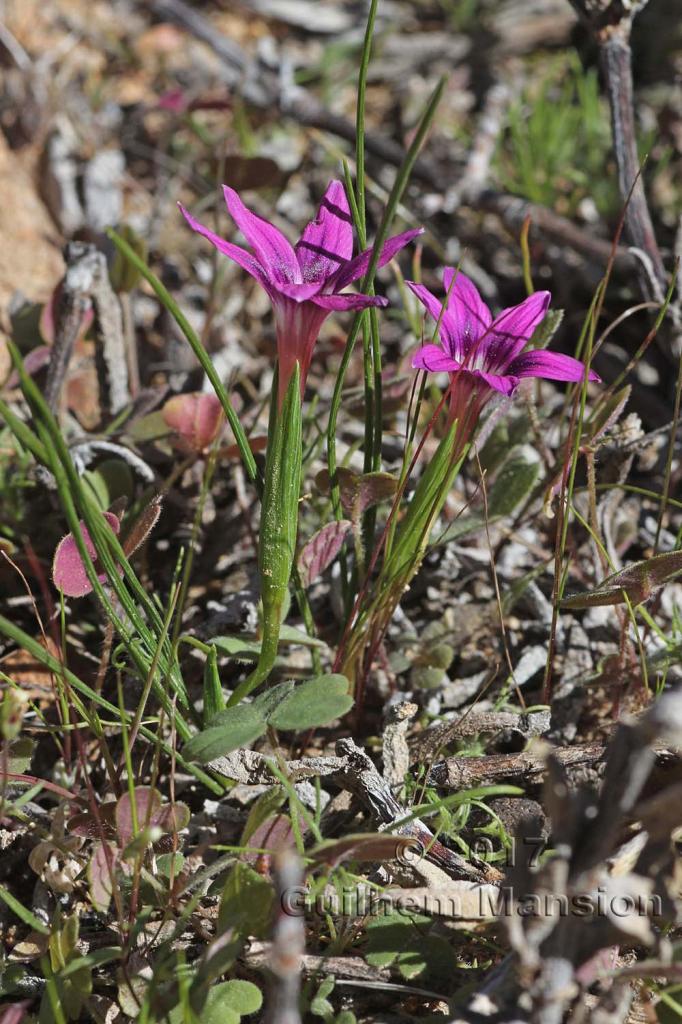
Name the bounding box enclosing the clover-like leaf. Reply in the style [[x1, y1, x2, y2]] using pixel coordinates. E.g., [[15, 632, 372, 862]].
[[487, 457, 539, 519], [52, 511, 121, 598], [562, 549, 682, 609], [267, 674, 353, 731], [183, 703, 267, 763], [162, 392, 224, 453], [298, 520, 353, 587]]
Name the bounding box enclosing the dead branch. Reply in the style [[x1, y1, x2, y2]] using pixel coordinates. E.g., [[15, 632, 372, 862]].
[[410, 709, 551, 765], [427, 743, 609, 788], [568, 0, 667, 301]]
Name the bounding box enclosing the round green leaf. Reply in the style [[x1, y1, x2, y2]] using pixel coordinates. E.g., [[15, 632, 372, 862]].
[[183, 704, 266, 763], [268, 674, 353, 731], [204, 980, 263, 1021]]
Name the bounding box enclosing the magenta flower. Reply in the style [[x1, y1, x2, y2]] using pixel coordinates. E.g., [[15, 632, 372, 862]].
[[179, 182, 422, 407], [408, 269, 600, 433]]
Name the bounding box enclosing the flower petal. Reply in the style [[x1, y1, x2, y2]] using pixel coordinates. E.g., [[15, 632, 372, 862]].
[[331, 228, 424, 291], [311, 293, 389, 311], [223, 185, 301, 285], [275, 280, 325, 302], [179, 203, 269, 287], [473, 369, 519, 396], [509, 349, 601, 383], [411, 344, 461, 373], [484, 291, 551, 369], [440, 270, 493, 356], [406, 282, 461, 360], [295, 181, 354, 284]]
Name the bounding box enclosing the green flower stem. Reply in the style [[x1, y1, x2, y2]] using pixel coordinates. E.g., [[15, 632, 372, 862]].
[[326, 76, 446, 595], [227, 364, 302, 706], [340, 422, 467, 688]]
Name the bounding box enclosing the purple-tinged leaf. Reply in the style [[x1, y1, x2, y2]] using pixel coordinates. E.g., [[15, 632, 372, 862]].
[[52, 511, 121, 598], [67, 802, 117, 841], [5, 344, 51, 389], [153, 801, 191, 836], [121, 494, 162, 558], [562, 549, 682, 609], [39, 282, 94, 347], [88, 842, 117, 913], [115, 787, 162, 848], [242, 813, 298, 868], [0, 1001, 32, 1024], [357, 472, 399, 515], [298, 520, 352, 587], [162, 392, 224, 453], [310, 833, 423, 869], [315, 469, 397, 520], [583, 386, 631, 447]]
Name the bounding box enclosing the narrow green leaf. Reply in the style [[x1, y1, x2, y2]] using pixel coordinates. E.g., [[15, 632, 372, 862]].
[[202, 645, 225, 724], [228, 365, 302, 705], [386, 421, 463, 584], [0, 884, 50, 934], [106, 228, 257, 483]]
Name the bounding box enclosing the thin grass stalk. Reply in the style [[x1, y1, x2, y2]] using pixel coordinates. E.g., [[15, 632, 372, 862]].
[[106, 228, 258, 486], [33, 414, 193, 729], [0, 614, 223, 794], [326, 76, 446, 563], [8, 340, 193, 722], [655, 293, 682, 549]]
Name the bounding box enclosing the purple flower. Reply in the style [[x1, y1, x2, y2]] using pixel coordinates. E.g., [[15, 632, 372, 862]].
[[408, 269, 600, 430], [179, 182, 422, 407]]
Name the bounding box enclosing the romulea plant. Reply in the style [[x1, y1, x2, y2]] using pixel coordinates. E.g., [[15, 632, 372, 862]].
[[178, 182, 421, 711], [336, 268, 600, 688], [175, 179, 600, 761]]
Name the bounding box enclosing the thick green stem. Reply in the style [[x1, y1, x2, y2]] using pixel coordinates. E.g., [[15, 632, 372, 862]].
[[341, 422, 466, 688], [227, 364, 302, 706]]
